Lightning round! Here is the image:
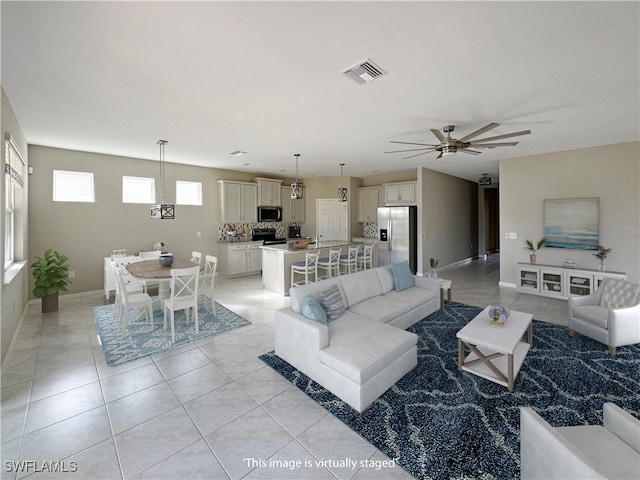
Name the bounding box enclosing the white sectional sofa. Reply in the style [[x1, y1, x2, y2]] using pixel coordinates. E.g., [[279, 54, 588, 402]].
[[274, 265, 441, 412]]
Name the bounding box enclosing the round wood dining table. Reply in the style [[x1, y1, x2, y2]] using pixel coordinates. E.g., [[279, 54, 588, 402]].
[[126, 259, 201, 309]]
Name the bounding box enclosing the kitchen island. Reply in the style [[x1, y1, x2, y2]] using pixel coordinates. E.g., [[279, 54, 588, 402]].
[[261, 240, 362, 296]]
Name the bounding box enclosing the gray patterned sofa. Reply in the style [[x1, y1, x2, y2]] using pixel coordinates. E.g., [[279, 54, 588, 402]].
[[274, 265, 440, 412]]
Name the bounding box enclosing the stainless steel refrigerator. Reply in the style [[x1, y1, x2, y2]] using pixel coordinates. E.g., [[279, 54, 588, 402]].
[[377, 206, 417, 273]]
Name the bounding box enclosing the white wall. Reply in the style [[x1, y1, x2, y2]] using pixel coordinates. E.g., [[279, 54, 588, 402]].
[[499, 142, 640, 285]]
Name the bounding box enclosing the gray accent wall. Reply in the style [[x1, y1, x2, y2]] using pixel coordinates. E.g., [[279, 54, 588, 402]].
[[499, 141, 640, 284]]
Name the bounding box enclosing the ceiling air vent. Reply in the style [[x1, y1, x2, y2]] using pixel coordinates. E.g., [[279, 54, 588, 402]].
[[340, 58, 386, 85]]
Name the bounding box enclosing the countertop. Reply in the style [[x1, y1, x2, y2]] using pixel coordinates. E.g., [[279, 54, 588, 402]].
[[260, 240, 357, 253]]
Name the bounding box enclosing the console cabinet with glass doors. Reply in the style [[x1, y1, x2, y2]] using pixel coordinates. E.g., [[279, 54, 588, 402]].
[[516, 263, 626, 300]]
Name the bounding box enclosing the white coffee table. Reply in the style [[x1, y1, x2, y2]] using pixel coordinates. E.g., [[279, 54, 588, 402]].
[[457, 307, 533, 391]]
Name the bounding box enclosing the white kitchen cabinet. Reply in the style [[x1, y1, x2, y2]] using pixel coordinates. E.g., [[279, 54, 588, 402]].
[[384, 182, 416, 205], [219, 242, 263, 277], [357, 186, 384, 222], [281, 186, 305, 222], [255, 178, 282, 206], [218, 180, 258, 223], [516, 262, 626, 300]]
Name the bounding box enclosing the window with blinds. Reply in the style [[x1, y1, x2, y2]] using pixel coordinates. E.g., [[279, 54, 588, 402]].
[[4, 133, 26, 269]]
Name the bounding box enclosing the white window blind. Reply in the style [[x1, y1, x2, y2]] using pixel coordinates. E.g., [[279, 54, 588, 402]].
[[53, 170, 95, 202], [4, 133, 25, 269], [122, 176, 155, 203], [176, 180, 202, 205]]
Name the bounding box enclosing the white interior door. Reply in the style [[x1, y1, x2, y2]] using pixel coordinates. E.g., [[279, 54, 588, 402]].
[[316, 199, 348, 241]]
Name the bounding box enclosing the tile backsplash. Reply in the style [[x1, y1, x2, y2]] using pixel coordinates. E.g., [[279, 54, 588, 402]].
[[363, 222, 378, 238], [218, 222, 301, 241]]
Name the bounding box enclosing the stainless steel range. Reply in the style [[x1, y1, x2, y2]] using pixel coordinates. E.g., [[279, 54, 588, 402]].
[[251, 228, 287, 245]]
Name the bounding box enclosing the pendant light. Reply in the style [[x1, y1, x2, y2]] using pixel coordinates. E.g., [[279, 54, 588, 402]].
[[291, 153, 304, 200], [150, 139, 175, 219], [337, 163, 347, 202]]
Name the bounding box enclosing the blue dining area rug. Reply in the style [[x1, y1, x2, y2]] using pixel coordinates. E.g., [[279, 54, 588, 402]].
[[259, 302, 640, 479], [94, 296, 251, 366]]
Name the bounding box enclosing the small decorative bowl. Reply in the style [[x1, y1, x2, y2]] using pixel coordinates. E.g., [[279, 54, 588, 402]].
[[159, 253, 174, 267]]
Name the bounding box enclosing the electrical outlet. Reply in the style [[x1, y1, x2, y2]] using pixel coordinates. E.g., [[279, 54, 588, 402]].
[[69, 270, 76, 278], [197, 231, 202, 238]]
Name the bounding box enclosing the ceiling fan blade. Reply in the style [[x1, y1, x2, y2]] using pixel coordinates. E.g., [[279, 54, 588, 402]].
[[389, 140, 439, 147], [384, 147, 435, 154], [470, 130, 532, 143], [431, 129, 446, 142], [435, 151, 443, 159], [458, 122, 500, 142], [402, 150, 436, 160], [468, 142, 519, 148], [458, 149, 482, 155]]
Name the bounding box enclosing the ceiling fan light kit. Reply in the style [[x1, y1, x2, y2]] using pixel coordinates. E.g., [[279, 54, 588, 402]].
[[385, 122, 531, 160]]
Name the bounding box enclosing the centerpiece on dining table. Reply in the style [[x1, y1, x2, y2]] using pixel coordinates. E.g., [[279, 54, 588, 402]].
[[159, 253, 174, 267], [488, 305, 510, 327]]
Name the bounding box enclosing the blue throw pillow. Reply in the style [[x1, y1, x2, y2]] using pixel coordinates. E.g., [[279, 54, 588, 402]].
[[302, 296, 327, 324], [391, 261, 414, 292], [320, 285, 346, 321]]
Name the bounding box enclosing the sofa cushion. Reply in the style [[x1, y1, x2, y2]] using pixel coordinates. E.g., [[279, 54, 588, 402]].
[[319, 316, 417, 384], [338, 269, 384, 308], [573, 305, 609, 328], [600, 279, 640, 309], [321, 285, 346, 321], [289, 277, 343, 314], [386, 285, 437, 310], [375, 266, 396, 294], [390, 261, 414, 292], [348, 296, 412, 324], [302, 296, 327, 324]]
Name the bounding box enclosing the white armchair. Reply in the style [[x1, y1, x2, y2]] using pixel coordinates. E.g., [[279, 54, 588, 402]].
[[520, 403, 640, 479], [569, 278, 640, 354]]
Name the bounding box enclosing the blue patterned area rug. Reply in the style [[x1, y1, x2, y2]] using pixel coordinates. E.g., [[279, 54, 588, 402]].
[[259, 302, 640, 479], [94, 296, 251, 366]]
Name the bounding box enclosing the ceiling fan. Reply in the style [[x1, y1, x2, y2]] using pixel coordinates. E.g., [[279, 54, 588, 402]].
[[384, 123, 531, 160]]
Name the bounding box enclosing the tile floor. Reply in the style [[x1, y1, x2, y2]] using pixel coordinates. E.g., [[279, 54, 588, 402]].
[[1, 254, 567, 480]]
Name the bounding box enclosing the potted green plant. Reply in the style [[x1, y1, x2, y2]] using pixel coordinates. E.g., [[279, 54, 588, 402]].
[[31, 249, 72, 313], [524, 238, 546, 264]]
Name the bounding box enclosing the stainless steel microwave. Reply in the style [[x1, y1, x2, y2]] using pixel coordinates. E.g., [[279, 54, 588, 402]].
[[257, 206, 282, 222]]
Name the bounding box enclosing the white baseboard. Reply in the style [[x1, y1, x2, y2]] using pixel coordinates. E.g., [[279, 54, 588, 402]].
[[499, 281, 517, 289], [27, 289, 106, 305]]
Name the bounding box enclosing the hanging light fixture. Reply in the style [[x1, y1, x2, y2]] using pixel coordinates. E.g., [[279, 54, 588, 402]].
[[337, 163, 347, 202], [291, 153, 304, 200], [150, 139, 175, 219]]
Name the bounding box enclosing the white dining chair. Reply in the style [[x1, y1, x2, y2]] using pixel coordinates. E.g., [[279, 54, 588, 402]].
[[357, 244, 374, 271], [317, 248, 342, 279], [139, 250, 161, 259], [339, 245, 360, 275], [190, 251, 202, 265], [163, 266, 200, 343], [113, 264, 154, 337], [203, 255, 218, 314], [291, 251, 320, 287]]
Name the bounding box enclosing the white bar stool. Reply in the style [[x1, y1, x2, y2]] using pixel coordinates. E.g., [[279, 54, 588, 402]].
[[317, 248, 342, 279], [291, 251, 320, 287]]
